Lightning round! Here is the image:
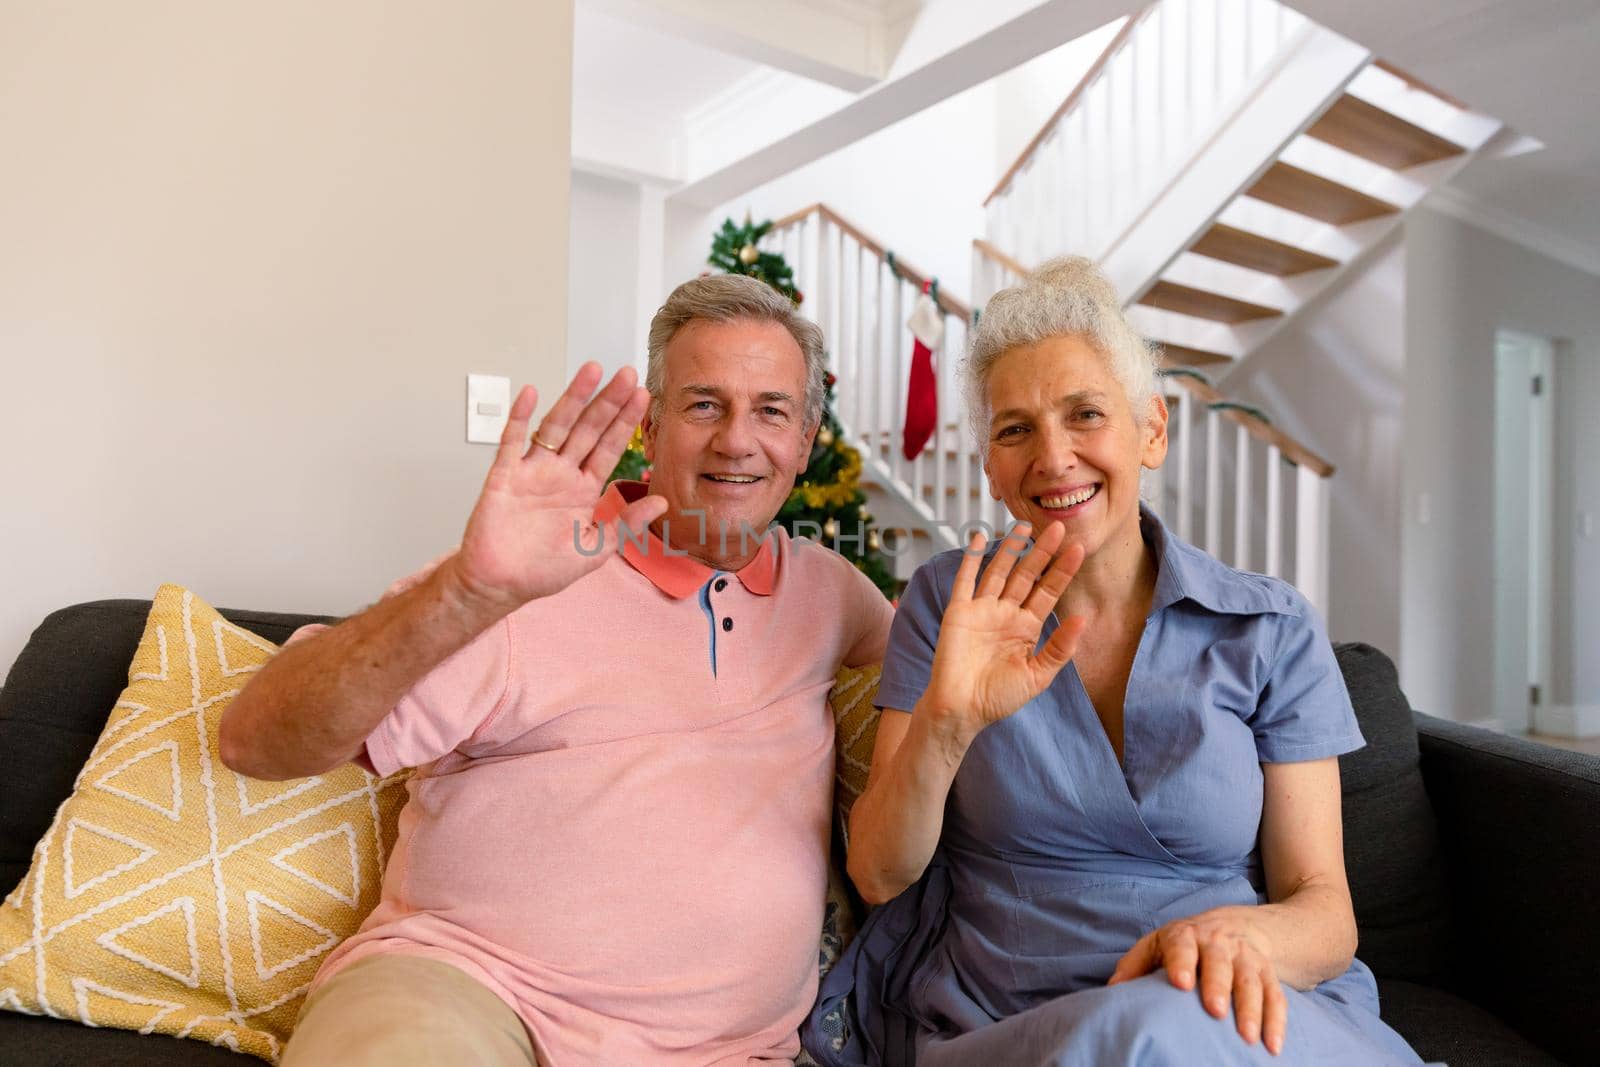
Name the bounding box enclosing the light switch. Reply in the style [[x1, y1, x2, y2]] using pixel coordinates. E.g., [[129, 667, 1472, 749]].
[[467, 374, 511, 444]]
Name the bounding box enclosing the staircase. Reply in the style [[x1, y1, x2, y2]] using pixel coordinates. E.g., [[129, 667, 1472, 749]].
[[979, 0, 1503, 367], [758, 0, 1505, 615]]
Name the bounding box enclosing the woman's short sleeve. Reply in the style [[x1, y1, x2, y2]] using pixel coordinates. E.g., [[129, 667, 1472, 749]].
[[1248, 605, 1365, 763], [876, 555, 953, 714]]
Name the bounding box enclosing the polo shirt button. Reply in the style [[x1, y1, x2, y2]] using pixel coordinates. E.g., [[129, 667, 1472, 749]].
[[722, 617, 734, 632], [714, 578, 728, 592]]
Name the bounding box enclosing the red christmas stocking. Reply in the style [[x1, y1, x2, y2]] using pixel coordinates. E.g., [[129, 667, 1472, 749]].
[[902, 281, 943, 461]]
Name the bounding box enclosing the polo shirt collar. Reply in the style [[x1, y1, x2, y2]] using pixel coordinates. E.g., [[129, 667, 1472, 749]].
[[594, 481, 778, 600]]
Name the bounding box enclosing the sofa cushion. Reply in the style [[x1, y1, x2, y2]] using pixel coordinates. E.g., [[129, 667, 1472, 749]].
[[1377, 978, 1561, 1066], [1333, 643, 1454, 985], [0, 586, 408, 1062], [1331, 643, 1459, 985], [0, 1009, 254, 1065]]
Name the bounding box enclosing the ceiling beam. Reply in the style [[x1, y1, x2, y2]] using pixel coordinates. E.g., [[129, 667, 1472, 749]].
[[667, 0, 1140, 207], [586, 0, 889, 92]]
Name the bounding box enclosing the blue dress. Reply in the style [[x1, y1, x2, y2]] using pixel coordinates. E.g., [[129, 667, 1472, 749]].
[[803, 508, 1424, 1066]]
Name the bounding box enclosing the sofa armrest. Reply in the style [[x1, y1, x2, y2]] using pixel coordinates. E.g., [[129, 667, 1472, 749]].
[[1413, 712, 1600, 1064]]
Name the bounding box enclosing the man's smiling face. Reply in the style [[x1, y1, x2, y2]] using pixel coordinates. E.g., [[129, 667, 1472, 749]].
[[642, 318, 817, 569]]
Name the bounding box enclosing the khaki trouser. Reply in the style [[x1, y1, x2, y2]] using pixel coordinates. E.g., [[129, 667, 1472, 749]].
[[281, 955, 539, 1067]]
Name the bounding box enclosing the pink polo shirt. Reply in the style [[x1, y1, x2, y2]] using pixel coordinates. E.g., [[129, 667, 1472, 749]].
[[304, 483, 894, 1065]]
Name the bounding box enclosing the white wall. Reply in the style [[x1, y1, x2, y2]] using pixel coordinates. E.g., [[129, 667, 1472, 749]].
[[1403, 207, 1600, 723], [568, 170, 643, 378], [1220, 237, 1406, 655], [1, 0, 574, 680]]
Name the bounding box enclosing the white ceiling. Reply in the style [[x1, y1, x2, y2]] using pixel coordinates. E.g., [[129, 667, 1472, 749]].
[[572, 4, 762, 129]]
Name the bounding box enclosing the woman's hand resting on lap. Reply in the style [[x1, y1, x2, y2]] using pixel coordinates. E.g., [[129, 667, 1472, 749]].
[[1108, 906, 1288, 1056]]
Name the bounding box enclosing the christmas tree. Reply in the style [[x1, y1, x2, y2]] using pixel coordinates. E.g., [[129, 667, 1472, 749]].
[[707, 216, 801, 304], [608, 215, 897, 596]]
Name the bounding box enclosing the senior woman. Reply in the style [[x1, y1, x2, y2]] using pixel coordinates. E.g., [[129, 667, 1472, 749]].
[[804, 258, 1422, 1066]]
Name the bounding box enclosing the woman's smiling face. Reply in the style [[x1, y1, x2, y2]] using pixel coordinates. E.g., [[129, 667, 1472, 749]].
[[982, 334, 1167, 560]]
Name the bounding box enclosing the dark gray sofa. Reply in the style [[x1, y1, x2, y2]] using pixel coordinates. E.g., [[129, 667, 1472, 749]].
[[2, 601, 1597, 1065]]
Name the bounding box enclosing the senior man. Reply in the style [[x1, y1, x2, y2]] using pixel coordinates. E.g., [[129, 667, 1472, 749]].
[[219, 274, 895, 1066]]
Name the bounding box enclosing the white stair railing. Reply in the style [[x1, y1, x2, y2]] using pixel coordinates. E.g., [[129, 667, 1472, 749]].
[[985, 0, 1309, 267], [768, 204, 1001, 551], [1154, 369, 1333, 613]]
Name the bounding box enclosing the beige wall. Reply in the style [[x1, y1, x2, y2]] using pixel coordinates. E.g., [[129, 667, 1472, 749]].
[[1, 0, 574, 678]]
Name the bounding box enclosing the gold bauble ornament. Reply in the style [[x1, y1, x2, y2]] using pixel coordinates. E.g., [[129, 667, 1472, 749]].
[[858, 505, 870, 521], [867, 530, 880, 551], [738, 243, 759, 265], [823, 518, 838, 540], [817, 427, 835, 447]]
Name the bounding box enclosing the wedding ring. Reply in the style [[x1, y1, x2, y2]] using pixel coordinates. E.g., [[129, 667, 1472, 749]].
[[532, 436, 561, 453]]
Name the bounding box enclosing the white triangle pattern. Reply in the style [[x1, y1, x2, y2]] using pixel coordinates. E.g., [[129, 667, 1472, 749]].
[[92, 740, 183, 821], [0, 987, 27, 1013], [101, 700, 154, 743], [269, 824, 361, 908], [213, 619, 274, 678], [131, 626, 169, 682], [95, 896, 201, 988], [71, 977, 184, 1034], [245, 890, 338, 981], [62, 819, 158, 900], [235, 774, 320, 817]]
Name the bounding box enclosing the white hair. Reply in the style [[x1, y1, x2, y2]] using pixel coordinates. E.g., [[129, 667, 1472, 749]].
[[962, 256, 1161, 448]]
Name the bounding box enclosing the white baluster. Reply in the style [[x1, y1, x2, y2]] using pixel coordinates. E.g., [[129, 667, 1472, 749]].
[[1074, 108, 1089, 256], [1154, 4, 1168, 172], [798, 216, 812, 322], [1294, 466, 1331, 619], [812, 218, 829, 335], [889, 277, 906, 490], [1265, 444, 1283, 579], [1243, 0, 1255, 74], [832, 226, 845, 390], [1234, 423, 1251, 569], [956, 321, 973, 529], [1176, 384, 1194, 543], [1214, 0, 1225, 105], [1129, 17, 1141, 213], [853, 244, 867, 435], [1205, 407, 1222, 557], [870, 258, 884, 445], [1053, 130, 1069, 258]]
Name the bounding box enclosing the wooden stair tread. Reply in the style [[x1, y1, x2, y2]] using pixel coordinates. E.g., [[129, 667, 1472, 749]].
[[1138, 280, 1282, 324], [1154, 343, 1234, 368], [1189, 223, 1339, 276], [1246, 162, 1400, 225], [1306, 93, 1466, 170]]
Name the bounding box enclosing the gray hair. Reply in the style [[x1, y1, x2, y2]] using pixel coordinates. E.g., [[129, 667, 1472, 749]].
[[646, 274, 827, 429], [963, 256, 1161, 447]]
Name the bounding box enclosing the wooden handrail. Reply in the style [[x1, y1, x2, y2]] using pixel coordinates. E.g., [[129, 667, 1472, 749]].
[[984, 7, 1155, 207], [1164, 373, 1335, 477], [770, 203, 973, 322], [972, 238, 1033, 280]]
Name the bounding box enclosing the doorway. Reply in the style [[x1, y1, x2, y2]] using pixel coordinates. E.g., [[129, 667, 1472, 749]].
[[1492, 330, 1554, 734]]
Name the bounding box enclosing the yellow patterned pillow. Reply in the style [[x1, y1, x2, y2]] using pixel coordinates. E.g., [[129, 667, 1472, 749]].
[[828, 663, 883, 828], [0, 585, 407, 1062]]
